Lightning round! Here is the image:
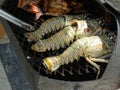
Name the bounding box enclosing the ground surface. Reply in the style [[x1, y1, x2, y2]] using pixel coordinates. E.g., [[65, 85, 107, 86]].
[[0, 22, 12, 90]]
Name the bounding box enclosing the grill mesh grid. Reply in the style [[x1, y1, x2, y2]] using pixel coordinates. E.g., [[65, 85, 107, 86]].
[[1, 0, 112, 81]]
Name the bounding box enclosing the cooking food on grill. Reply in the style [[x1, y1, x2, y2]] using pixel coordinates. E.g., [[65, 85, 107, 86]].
[[31, 18, 104, 52], [31, 26, 75, 52], [18, 0, 84, 20], [43, 0, 84, 15], [43, 30, 116, 78], [9, 0, 116, 80], [24, 13, 90, 42], [43, 0, 70, 16]]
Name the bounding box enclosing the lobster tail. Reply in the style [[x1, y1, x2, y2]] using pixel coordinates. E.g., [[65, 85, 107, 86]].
[[43, 56, 61, 72], [31, 26, 75, 52], [42, 36, 114, 72], [42, 38, 84, 72], [24, 13, 91, 42]]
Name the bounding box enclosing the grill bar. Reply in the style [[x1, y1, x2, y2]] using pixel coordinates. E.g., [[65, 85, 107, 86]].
[[0, 9, 34, 31]]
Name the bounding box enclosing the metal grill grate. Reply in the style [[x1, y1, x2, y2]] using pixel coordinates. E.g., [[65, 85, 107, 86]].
[[1, 0, 115, 81]]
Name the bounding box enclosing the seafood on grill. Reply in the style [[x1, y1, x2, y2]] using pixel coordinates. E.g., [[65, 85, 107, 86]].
[[31, 26, 75, 52], [43, 30, 116, 78], [24, 13, 92, 42], [31, 18, 104, 52]]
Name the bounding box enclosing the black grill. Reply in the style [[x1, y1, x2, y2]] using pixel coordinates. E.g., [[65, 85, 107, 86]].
[[1, 0, 117, 81]]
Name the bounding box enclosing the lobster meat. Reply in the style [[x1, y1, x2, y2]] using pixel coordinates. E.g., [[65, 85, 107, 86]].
[[31, 19, 103, 52], [43, 30, 116, 78], [24, 13, 92, 42]]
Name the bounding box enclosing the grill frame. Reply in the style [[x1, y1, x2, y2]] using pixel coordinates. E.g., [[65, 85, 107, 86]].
[[0, 0, 120, 90]]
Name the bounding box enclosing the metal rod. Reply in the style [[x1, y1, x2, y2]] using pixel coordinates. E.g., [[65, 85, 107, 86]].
[[0, 9, 34, 31], [99, 53, 111, 59]]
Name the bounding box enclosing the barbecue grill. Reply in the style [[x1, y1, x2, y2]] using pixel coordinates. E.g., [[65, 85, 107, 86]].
[[0, 0, 120, 90]]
